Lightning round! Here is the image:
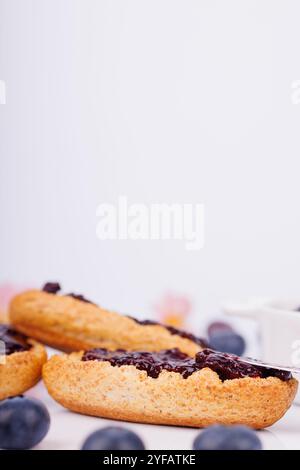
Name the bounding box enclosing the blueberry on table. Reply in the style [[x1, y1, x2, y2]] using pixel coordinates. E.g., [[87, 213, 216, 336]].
[[209, 330, 246, 356], [207, 321, 233, 337], [0, 396, 50, 449], [193, 425, 262, 450], [81, 426, 145, 450]]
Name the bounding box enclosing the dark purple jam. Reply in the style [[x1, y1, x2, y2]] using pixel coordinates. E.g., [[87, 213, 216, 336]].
[[165, 325, 208, 348], [128, 316, 208, 348], [42, 282, 61, 294], [0, 324, 31, 355], [195, 349, 292, 381], [81, 348, 292, 381], [66, 293, 93, 304], [82, 348, 195, 378], [41, 282, 93, 304]]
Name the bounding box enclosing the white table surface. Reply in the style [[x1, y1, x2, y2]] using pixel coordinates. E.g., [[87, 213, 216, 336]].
[[26, 379, 300, 451]]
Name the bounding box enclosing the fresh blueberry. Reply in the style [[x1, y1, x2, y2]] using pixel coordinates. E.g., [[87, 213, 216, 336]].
[[0, 396, 50, 449], [207, 321, 233, 337], [81, 426, 145, 450], [209, 330, 246, 356], [193, 425, 262, 450]]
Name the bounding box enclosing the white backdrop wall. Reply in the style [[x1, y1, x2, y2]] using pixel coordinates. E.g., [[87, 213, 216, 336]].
[[1, 0, 300, 326]]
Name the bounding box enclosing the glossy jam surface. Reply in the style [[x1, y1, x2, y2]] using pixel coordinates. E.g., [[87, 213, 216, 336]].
[[0, 325, 31, 355], [82, 348, 195, 378], [195, 349, 291, 381], [128, 317, 208, 348], [82, 347, 292, 381]]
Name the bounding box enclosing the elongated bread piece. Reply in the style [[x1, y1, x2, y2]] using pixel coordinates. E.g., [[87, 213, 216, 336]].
[[9, 289, 206, 356], [0, 341, 47, 400], [43, 349, 297, 429]]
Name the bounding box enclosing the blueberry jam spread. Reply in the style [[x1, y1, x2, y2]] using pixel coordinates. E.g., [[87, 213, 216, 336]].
[[66, 293, 94, 304], [128, 316, 208, 348], [0, 325, 31, 355], [82, 348, 195, 378], [42, 282, 61, 294], [195, 349, 292, 381], [42, 282, 93, 304], [81, 347, 292, 381]]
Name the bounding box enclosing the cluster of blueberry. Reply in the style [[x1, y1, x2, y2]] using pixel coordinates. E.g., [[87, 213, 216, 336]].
[[207, 321, 246, 356], [0, 396, 261, 450]]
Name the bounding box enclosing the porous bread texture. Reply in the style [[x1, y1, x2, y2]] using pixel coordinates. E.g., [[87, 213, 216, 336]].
[[0, 341, 47, 400], [43, 352, 298, 429], [9, 290, 201, 356]]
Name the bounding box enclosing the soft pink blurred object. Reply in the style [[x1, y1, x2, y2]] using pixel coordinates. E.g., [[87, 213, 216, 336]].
[[154, 292, 192, 328]]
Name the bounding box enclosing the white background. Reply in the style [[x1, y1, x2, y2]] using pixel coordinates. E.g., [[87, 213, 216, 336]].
[[1, 0, 300, 327]]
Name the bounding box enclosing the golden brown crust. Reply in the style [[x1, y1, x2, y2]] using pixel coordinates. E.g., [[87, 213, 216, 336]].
[[0, 341, 47, 400], [43, 352, 298, 429], [0, 310, 8, 324], [9, 290, 201, 356]]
